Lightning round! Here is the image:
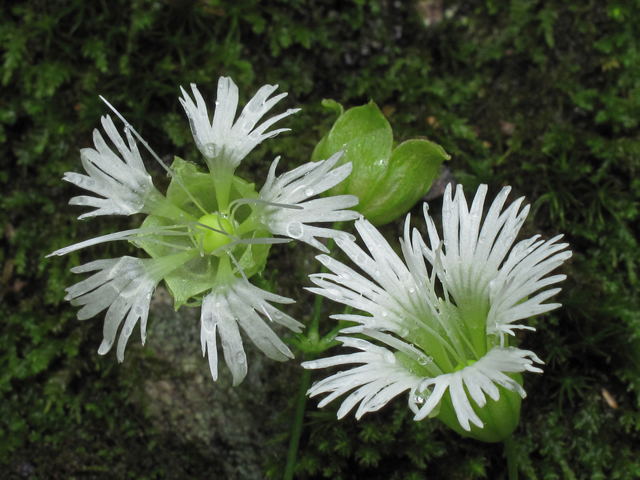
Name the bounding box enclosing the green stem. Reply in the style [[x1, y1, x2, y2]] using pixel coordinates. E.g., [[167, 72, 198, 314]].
[[504, 434, 518, 480], [283, 354, 314, 480], [284, 292, 325, 480], [283, 222, 342, 480]]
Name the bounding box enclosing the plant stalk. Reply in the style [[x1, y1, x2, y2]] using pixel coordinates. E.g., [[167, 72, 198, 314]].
[[504, 434, 518, 480]]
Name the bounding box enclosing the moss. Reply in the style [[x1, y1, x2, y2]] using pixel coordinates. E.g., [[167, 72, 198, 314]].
[[1, 0, 639, 478]]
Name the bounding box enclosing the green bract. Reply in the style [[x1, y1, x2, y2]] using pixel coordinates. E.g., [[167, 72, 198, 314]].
[[312, 100, 450, 225]]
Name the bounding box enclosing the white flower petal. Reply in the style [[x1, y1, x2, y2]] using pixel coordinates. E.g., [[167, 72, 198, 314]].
[[257, 153, 359, 251], [413, 346, 543, 429], [304, 338, 422, 418], [200, 278, 303, 386], [63, 116, 157, 219], [179, 79, 299, 171], [65, 256, 165, 362]]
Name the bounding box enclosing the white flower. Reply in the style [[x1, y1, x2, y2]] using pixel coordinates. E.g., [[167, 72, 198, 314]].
[[65, 255, 189, 362], [179, 77, 299, 172], [256, 152, 360, 252], [303, 184, 571, 431], [63, 115, 158, 219], [200, 276, 304, 386]]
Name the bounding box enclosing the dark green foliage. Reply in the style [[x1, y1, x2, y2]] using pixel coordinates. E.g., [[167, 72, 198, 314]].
[[1, 0, 639, 478]]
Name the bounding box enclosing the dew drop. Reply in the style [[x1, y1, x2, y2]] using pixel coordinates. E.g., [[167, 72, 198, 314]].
[[399, 328, 409, 338], [203, 143, 217, 158], [418, 355, 432, 366], [134, 306, 144, 316], [381, 311, 388, 317], [237, 352, 246, 364], [286, 222, 304, 239], [408, 286, 415, 293], [124, 327, 132, 336], [326, 288, 341, 297], [355, 252, 367, 266], [383, 352, 396, 364], [215, 100, 220, 106], [304, 187, 315, 197]]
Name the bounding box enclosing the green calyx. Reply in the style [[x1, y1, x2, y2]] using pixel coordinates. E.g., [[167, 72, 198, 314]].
[[312, 100, 450, 226], [437, 372, 524, 443], [136, 157, 272, 309]]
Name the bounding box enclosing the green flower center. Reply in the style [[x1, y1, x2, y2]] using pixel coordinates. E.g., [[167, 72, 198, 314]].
[[197, 213, 234, 254]]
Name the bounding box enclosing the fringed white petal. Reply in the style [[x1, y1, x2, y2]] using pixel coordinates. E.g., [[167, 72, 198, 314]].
[[179, 78, 299, 171], [257, 152, 359, 252], [420, 184, 571, 335], [414, 347, 544, 430], [65, 257, 163, 362], [303, 336, 423, 419], [63, 116, 157, 219], [200, 278, 303, 386]]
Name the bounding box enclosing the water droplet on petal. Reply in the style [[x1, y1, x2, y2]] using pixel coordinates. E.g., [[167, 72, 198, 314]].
[[381, 311, 388, 317], [326, 288, 341, 297], [355, 252, 367, 266], [383, 352, 396, 364], [237, 352, 246, 364], [286, 222, 304, 239], [304, 187, 314, 197], [134, 306, 143, 316]]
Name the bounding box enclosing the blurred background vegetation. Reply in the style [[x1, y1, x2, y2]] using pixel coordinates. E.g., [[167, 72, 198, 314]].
[[1, 0, 640, 478]]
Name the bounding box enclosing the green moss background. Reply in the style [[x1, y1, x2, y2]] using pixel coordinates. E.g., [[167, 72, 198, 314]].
[[1, 0, 639, 478]]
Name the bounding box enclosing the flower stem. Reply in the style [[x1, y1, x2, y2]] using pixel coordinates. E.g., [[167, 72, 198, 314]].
[[283, 223, 342, 480], [283, 279, 325, 480], [283, 353, 314, 480], [504, 434, 518, 480]]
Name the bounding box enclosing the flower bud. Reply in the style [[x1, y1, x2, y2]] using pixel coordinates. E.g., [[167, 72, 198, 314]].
[[312, 100, 450, 225]]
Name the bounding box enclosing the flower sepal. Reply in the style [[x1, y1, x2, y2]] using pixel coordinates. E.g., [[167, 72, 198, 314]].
[[136, 157, 271, 308], [435, 372, 524, 443]]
